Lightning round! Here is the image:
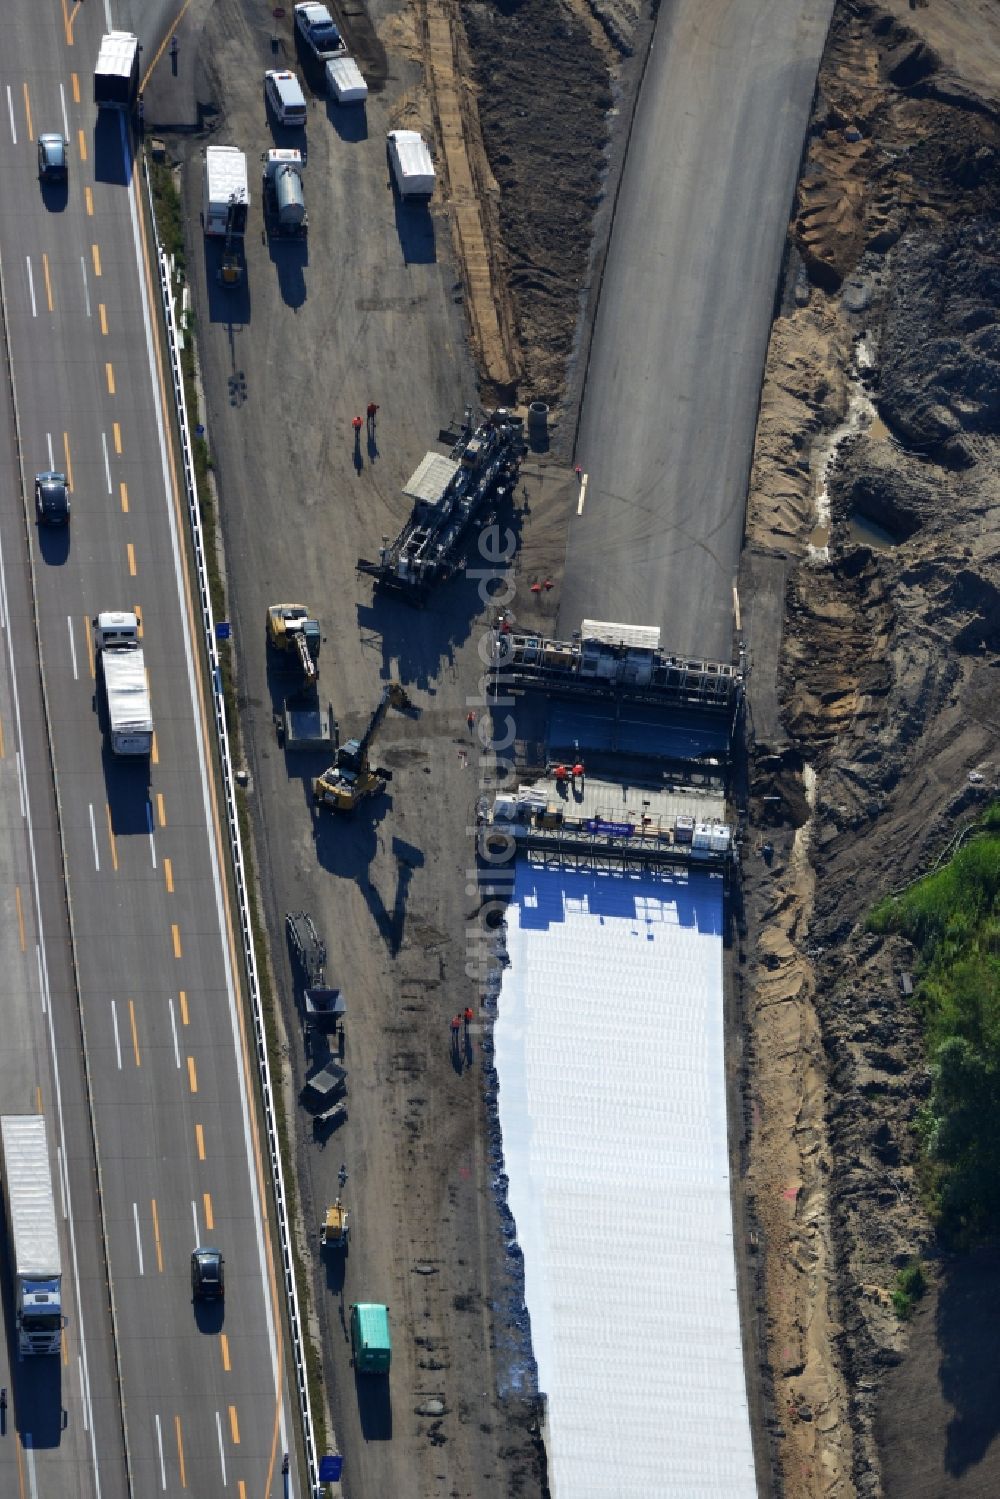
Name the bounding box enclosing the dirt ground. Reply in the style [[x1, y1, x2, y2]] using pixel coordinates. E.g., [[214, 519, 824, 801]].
[[740, 2, 1000, 1495]]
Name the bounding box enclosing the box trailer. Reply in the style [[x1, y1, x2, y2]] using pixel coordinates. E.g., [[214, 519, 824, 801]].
[[325, 56, 368, 106], [350, 1303, 391, 1373], [94, 32, 140, 110], [94, 611, 154, 757], [0, 1117, 64, 1357], [387, 131, 435, 200], [203, 146, 250, 238]]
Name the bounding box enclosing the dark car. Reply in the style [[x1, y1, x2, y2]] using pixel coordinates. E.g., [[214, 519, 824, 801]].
[[34, 471, 70, 526], [191, 1246, 225, 1302], [38, 134, 68, 183]]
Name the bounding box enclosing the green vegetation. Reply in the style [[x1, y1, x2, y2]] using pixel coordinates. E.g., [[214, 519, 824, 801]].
[[869, 807, 1000, 1245], [891, 1258, 927, 1320], [147, 152, 329, 1460]]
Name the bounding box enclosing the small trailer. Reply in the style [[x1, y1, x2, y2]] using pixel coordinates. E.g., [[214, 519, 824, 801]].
[[387, 130, 435, 200], [325, 56, 368, 106]]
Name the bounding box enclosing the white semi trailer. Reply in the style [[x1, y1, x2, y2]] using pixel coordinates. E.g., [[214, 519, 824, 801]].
[[94, 610, 154, 757], [0, 1116, 65, 1357]]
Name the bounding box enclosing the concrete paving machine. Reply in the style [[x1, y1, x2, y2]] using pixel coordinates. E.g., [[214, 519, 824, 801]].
[[312, 682, 412, 814]]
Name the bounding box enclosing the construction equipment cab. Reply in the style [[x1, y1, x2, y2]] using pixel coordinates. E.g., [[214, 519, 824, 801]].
[[267, 604, 321, 681], [350, 1303, 391, 1374]]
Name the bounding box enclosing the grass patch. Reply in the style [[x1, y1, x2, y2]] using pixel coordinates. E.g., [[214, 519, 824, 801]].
[[891, 1258, 927, 1320], [870, 806, 1000, 1245], [147, 149, 329, 1463]]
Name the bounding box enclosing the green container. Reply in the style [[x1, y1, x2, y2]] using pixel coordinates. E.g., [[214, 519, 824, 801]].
[[350, 1303, 391, 1374]]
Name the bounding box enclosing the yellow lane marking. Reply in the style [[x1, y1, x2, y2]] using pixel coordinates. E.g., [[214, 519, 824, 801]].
[[220, 1332, 231, 1371], [112, 420, 122, 453], [91, 243, 101, 278], [60, 0, 74, 46], [227, 1403, 239, 1445], [195, 1123, 205, 1160], [105, 804, 118, 870], [134, 604, 143, 635], [151, 1199, 164, 1272], [157, 793, 167, 827], [84, 185, 93, 217], [105, 362, 115, 395], [151, 731, 159, 766], [36, 1086, 42, 1113], [62, 1327, 69, 1365], [132, 132, 287, 1499], [178, 989, 188, 1024], [127, 542, 136, 577], [142, 0, 194, 91], [22, 83, 33, 142], [42, 254, 54, 313], [174, 1416, 187, 1489], [203, 1191, 214, 1230], [172, 923, 182, 958], [128, 1000, 141, 1068], [71, 72, 80, 104], [84, 616, 95, 678], [186, 1056, 198, 1093], [77, 127, 87, 162], [16, 1422, 26, 1497], [63, 432, 74, 492], [164, 857, 174, 894], [120, 480, 129, 512], [98, 303, 108, 335], [238, 1483, 247, 1499], [15, 886, 26, 951]]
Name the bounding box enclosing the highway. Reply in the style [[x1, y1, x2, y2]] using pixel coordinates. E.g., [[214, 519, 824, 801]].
[[0, 5, 299, 1495], [560, 0, 835, 661]]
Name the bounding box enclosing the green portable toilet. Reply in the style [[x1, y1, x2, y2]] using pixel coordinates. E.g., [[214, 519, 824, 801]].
[[350, 1303, 391, 1374]]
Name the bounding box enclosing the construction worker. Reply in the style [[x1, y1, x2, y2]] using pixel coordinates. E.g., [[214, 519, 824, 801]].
[[366, 401, 379, 431], [351, 415, 363, 435], [466, 710, 476, 732], [450, 1015, 462, 1045], [463, 1006, 474, 1028]]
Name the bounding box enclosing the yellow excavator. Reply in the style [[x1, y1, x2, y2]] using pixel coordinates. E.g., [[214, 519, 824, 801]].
[[267, 604, 321, 683], [313, 682, 412, 814]]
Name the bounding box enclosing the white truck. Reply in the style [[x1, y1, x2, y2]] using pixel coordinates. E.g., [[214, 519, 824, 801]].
[[94, 31, 139, 111], [0, 1116, 65, 1357], [387, 130, 435, 200], [262, 149, 308, 237], [203, 146, 250, 239], [325, 55, 368, 106], [94, 611, 154, 757], [294, 3, 347, 62]]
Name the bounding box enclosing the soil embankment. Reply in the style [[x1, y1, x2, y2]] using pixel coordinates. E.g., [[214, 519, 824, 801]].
[[742, 4, 1000, 1494]]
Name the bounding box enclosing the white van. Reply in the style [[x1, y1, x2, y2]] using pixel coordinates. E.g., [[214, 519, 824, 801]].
[[264, 70, 307, 127]]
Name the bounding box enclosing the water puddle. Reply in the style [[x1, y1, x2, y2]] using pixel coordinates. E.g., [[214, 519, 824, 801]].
[[849, 513, 898, 551]]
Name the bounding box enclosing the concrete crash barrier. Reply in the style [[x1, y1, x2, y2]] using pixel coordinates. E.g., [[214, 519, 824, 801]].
[[145, 158, 323, 1495]]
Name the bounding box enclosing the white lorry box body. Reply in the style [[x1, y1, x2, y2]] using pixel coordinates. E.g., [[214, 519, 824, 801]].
[[325, 56, 368, 105], [94, 611, 154, 756], [387, 131, 435, 199], [1, 1116, 64, 1357], [94, 31, 139, 109], [203, 147, 250, 238]]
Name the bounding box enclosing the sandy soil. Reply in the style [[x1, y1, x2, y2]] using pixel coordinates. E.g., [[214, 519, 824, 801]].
[[741, 2, 1000, 1495]]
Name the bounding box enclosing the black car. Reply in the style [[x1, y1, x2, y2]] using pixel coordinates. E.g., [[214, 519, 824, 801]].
[[191, 1246, 225, 1302], [34, 471, 70, 526], [37, 134, 68, 183]]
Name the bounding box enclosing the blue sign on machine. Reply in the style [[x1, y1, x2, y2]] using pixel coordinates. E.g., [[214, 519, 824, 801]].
[[318, 1454, 343, 1481], [215, 621, 232, 641]]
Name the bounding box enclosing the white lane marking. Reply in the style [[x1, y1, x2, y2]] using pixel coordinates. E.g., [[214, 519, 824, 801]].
[[132, 1202, 144, 1275], [88, 802, 100, 870], [577, 471, 589, 516], [23, 1433, 38, 1499], [46, 431, 54, 470], [0, 423, 103, 1498], [154, 1413, 167, 1490], [14, 750, 26, 818], [59, 83, 69, 143], [56, 1142, 69, 1219], [80, 255, 91, 318], [78, 1354, 91, 1431], [122, 112, 290, 1453], [67, 615, 79, 680], [215, 1410, 228, 1484], [101, 431, 112, 494], [35, 943, 47, 1014], [168, 998, 181, 1069], [146, 799, 157, 867], [110, 1001, 123, 1070], [26, 257, 37, 318], [191, 1200, 201, 1246], [6, 85, 16, 145]]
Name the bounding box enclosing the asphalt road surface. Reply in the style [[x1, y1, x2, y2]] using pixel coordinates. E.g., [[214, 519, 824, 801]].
[[1, 5, 299, 1495], [560, 0, 835, 661]]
